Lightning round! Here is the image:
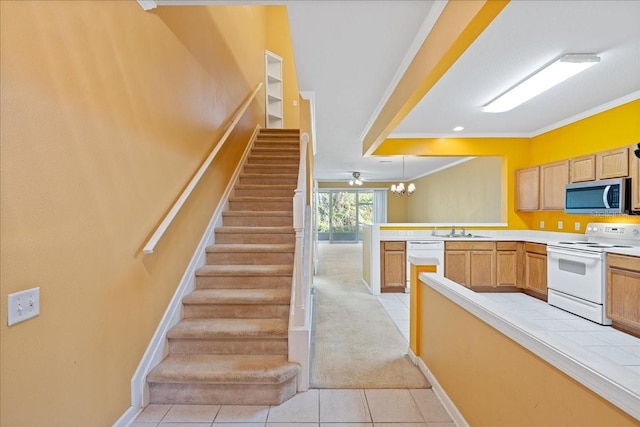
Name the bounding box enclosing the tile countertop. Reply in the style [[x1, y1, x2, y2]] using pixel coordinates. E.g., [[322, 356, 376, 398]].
[[378, 228, 640, 257]]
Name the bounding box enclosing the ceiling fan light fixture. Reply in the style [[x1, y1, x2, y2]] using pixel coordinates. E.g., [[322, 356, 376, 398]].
[[482, 53, 600, 113], [349, 172, 363, 186]]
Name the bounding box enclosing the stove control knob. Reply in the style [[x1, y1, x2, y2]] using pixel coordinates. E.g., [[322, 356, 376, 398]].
[[633, 228, 640, 237]]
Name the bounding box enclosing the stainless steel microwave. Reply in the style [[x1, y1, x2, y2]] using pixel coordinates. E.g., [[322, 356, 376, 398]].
[[565, 178, 629, 214]]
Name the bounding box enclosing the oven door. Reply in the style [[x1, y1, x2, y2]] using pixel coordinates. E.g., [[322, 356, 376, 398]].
[[547, 247, 605, 304]]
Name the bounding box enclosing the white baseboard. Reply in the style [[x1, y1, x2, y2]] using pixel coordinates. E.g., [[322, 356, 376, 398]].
[[120, 125, 260, 424], [409, 349, 469, 427]]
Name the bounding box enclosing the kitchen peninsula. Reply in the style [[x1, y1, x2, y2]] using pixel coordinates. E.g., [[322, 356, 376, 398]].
[[364, 222, 640, 425]]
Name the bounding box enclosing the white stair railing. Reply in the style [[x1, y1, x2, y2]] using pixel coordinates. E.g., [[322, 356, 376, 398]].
[[289, 132, 312, 391]]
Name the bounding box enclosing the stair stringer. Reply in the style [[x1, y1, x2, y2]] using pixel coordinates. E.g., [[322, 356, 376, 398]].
[[125, 125, 260, 417]]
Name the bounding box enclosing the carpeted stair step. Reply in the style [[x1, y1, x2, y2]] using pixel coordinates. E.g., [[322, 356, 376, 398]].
[[195, 264, 293, 289], [181, 288, 290, 319], [214, 226, 295, 244], [222, 210, 293, 227], [243, 164, 299, 175], [251, 146, 300, 156], [206, 243, 295, 265], [234, 184, 295, 198], [147, 354, 299, 405], [253, 141, 300, 150], [228, 196, 293, 212], [168, 318, 288, 339], [239, 173, 298, 186], [247, 154, 299, 165]]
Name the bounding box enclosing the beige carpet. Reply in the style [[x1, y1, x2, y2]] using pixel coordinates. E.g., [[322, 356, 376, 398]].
[[310, 243, 430, 389]]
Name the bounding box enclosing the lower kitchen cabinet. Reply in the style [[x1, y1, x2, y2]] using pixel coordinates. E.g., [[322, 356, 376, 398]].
[[606, 253, 640, 337], [496, 241, 520, 288], [445, 242, 496, 289], [380, 241, 406, 293], [524, 242, 547, 300]]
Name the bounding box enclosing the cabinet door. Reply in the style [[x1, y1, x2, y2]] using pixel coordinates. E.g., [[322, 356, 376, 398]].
[[515, 166, 539, 211], [445, 251, 469, 287], [606, 254, 640, 335], [525, 252, 547, 296], [570, 154, 596, 182], [597, 147, 628, 180], [469, 250, 496, 288], [381, 241, 406, 290], [630, 145, 640, 211], [497, 251, 517, 286], [540, 160, 569, 210]]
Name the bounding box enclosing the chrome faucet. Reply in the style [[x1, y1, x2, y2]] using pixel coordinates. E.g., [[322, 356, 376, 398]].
[[450, 225, 456, 236], [432, 226, 437, 236], [461, 226, 467, 236]]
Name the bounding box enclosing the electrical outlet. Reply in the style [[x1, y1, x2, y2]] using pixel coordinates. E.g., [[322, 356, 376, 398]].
[[574, 222, 581, 231], [558, 221, 564, 230], [7, 287, 40, 326], [539, 221, 545, 229], [293, 100, 298, 106]]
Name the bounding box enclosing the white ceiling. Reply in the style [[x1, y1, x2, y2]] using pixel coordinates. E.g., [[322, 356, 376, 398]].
[[153, 0, 640, 183], [286, 0, 640, 183]]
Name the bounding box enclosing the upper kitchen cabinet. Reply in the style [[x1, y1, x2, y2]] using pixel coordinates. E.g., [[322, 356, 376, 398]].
[[631, 145, 640, 211], [596, 147, 628, 180], [540, 160, 569, 210], [515, 166, 540, 211], [570, 154, 596, 183]]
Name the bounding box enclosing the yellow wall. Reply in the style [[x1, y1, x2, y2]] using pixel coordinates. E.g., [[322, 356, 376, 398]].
[[407, 157, 503, 223], [419, 286, 637, 426], [316, 181, 409, 223], [376, 100, 640, 230], [266, 6, 300, 129], [523, 100, 640, 231], [375, 137, 530, 229], [0, 2, 269, 425]]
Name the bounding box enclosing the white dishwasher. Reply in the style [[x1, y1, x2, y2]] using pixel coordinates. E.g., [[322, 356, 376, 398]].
[[406, 240, 444, 289]]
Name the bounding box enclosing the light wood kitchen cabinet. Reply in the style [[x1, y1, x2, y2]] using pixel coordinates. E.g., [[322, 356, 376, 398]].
[[596, 147, 628, 180], [606, 253, 640, 337], [524, 243, 547, 300], [515, 166, 540, 211], [630, 145, 640, 211], [570, 154, 596, 182], [445, 242, 496, 289], [496, 241, 519, 287], [540, 160, 569, 210], [380, 241, 406, 293], [445, 250, 469, 287]]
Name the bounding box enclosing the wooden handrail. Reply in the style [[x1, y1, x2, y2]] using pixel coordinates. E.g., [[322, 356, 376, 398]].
[[143, 82, 263, 254]]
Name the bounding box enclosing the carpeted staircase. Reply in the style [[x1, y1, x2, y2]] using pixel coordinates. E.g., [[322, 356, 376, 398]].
[[147, 128, 301, 405]]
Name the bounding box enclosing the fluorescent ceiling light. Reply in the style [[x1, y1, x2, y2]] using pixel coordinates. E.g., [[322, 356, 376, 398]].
[[453, 126, 464, 132], [482, 54, 600, 113]]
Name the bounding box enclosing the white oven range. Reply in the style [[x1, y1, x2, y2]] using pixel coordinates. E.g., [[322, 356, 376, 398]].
[[547, 223, 640, 325]]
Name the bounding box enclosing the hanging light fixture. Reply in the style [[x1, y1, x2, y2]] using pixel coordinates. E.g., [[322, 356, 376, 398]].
[[349, 172, 363, 186], [390, 157, 416, 196]]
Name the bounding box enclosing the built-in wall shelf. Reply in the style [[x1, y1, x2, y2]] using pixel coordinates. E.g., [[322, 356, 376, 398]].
[[265, 50, 283, 129]]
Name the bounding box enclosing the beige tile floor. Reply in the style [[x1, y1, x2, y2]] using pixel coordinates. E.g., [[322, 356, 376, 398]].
[[132, 388, 454, 426]]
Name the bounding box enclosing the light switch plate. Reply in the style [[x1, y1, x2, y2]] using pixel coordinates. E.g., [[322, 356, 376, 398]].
[[7, 287, 40, 326], [558, 221, 564, 230], [539, 221, 545, 229], [575, 222, 581, 231]]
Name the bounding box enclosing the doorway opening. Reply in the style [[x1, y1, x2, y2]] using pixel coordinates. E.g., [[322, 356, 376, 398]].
[[316, 190, 373, 242]]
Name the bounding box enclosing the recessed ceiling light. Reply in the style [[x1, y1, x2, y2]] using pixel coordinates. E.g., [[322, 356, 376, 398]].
[[379, 160, 392, 164], [453, 126, 464, 132]]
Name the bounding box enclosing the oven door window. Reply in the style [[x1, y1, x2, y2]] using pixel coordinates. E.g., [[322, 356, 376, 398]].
[[558, 258, 586, 275]]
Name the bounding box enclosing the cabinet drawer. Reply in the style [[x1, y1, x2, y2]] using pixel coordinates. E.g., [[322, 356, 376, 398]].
[[382, 241, 405, 251], [496, 241, 518, 251], [446, 241, 495, 251], [524, 242, 547, 255], [607, 253, 640, 271]]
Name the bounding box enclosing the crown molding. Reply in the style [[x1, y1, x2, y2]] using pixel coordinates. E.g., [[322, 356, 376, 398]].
[[137, 0, 157, 11]]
